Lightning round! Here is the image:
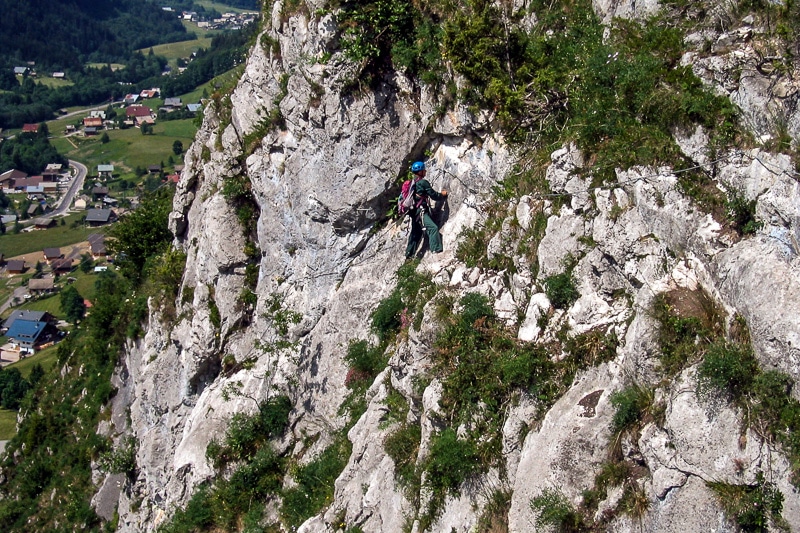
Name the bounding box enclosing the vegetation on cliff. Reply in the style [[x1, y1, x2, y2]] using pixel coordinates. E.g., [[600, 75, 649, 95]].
[[0, 188, 176, 532]]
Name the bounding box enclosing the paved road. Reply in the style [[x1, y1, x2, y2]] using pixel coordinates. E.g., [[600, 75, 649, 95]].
[[39, 159, 87, 219], [55, 101, 123, 121], [0, 285, 29, 315]]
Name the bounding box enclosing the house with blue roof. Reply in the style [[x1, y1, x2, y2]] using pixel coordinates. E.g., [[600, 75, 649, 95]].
[[4, 319, 56, 354]]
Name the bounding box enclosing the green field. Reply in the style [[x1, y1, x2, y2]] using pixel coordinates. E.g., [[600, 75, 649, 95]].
[[194, 1, 256, 15], [16, 293, 62, 318], [0, 409, 15, 440], [86, 63, 125, 71], [8, 344, 59, 378], [0, 212, 106, 258], [50, 119, 196, 176], [36, 76, 74, 89], [141, 34, 214, 69]]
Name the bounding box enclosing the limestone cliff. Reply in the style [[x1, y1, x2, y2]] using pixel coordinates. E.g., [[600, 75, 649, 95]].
[[104, 0, 800, 531]]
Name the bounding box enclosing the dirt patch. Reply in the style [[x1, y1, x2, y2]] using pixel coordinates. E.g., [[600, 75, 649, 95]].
[[664, 286, 725, 336]]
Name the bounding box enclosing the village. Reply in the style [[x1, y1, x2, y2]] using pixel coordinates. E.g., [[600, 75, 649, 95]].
[[0, 156, 184, 365]]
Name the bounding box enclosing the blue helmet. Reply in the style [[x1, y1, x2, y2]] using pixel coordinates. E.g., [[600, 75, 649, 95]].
[[411, 161, 425, 173]]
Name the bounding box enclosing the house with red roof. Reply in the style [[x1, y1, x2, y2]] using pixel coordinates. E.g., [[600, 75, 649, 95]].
[[126, 105, 153, 119], [21, 123, 39, 133]]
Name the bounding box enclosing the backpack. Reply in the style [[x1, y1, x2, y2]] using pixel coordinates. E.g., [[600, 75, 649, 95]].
[[398, 177, 421, 216]]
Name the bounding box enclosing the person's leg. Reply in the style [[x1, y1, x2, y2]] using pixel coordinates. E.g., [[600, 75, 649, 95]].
[[423, 212, 442, 253], [405, 213, 423, 258]]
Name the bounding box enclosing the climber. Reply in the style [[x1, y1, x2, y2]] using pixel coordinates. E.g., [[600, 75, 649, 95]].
[[405, 161, 448, 259]]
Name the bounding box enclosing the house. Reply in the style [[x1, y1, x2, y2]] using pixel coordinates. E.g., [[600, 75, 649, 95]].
[[123, 93, 140, 105], [83, 116, 103, 128], [135, 116, 155, 127], [52, 72, 65, 79], [102, 197, 118, 207], [0, 169, 26, 188], [13, 66, 28, 75], [2, 310, 55, 332], [28, 277, 55, 293], [43, 248, 62, 262], [90, 239, 107, 258], [74, 197, 88, 210], [43, 164, 63, 181], [51, 258, 73, 274], [126, 105, 153, 118], [89, 110, 106, 119], [92, 186, 109, 198], [21, 123, 39, 133], [32, 218, 56, 229], [165, 173, 180, 184], [163, 97, 182, 108], [139, 88, 160, 99], [13, 176, 42, 190], [84, 126, 98, 136], [86, 208, 116, 226], [27, 203, 42, 217], [5, 260, 26, 274], [98, 164, 114, 178], [1, 214, 17, 226], [187, 103, 202, 114], [5, 319, 58, 354], [41, 182, 58, 194]]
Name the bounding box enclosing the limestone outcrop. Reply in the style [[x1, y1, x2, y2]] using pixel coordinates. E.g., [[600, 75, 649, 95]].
[[104, 1, 800, 532]]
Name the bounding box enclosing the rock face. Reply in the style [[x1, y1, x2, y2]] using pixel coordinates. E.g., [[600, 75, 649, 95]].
[[107, 1, 800, 532]]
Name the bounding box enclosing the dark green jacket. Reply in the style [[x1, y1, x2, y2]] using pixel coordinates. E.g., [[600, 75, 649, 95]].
[[414, 178, 444, 203]]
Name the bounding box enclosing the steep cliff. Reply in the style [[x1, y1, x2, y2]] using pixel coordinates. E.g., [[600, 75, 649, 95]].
[[105, 0, 800, 531]]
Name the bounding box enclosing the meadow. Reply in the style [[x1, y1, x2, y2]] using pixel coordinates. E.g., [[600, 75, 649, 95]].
[[50, 119, 196, 176], [0, 212, 107, 258]]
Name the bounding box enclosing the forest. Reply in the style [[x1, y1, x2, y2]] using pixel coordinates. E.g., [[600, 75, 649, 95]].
[[0, 16, 257, 129], [0, 126, 67, 175]]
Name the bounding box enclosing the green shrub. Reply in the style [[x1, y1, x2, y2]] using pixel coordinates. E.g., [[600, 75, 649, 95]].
[[344, 340, 387, 382], [530, 488, 586, 532], [726, 188, 763, 235], [650, 292, 716, 376], [207, 395, 291, 469], [421, 427, 481, 522], [98, 436, 137, 477], [708, 472, 786, 532], [370, 291, 403, 341], [281, 435, 351, 530], [544, 272, 579, 309], [696, 341, 759, 403], [609, 385, 653, 436], [383, 423, 421, 490]]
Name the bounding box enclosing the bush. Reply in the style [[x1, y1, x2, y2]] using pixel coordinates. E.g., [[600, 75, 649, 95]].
[[726, 188, 762, 236], [696, 341, 758, 403], [207, 395, 291, 468], [708, 472, 785, 532], [609, 385, 653, 435], [530, 488, 586, 532], [344, 340, 387, 384], [651, 292, 716, 376], [544, 272, 579, 309], [384, 423, 421, 490], [281, 435, 351, 530], [425, 428, 481, 493]]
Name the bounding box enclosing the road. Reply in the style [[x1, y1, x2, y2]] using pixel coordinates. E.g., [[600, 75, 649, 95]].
[[55, 101, 123, 121], [44, 159, 88, 218], [0, 285, 30, 315]]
